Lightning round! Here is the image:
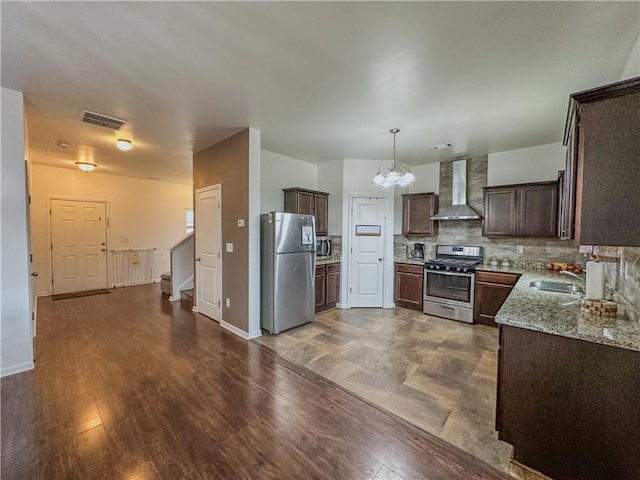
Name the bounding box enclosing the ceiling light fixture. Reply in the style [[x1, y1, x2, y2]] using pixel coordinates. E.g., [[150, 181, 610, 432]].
[[116, 139, 133, 151], [75, 162, 97, 172], [372, 129, 416, 188]]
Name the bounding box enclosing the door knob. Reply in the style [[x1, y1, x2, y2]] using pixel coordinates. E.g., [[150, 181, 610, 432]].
[[31, 272, 38, 277], [378, 258, 383, 262], [195, 257, 201, 262], [101, 248, 106, 252]]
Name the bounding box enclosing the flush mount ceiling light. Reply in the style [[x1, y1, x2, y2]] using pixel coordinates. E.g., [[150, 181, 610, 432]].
[[372, 129, 416, 188], [431, 142, 453, 150], [116, 139, 133, 151], [75, 162, 97, 172]]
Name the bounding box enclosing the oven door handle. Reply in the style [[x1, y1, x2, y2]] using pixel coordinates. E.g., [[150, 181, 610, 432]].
[[423, 269, 474, 278]]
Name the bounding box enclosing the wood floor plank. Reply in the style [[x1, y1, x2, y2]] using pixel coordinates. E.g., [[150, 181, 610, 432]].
[[1, 284, 511, 480]]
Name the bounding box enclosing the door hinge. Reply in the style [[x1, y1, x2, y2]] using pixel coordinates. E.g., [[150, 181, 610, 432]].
[[217, 252, 220, 258], [106, 218, 110, 227], [50, 209, 52, 215], [32, 312, 35, 321], [50, 244, 53, 250], [218, 202, 221, 209], [350, 248, 352, 253], [349, 287, 352, 293], [51, 278, 54, 285], [30, 254, 33, 263], [218, 300, 221, 307], [28, 195, 31, 205]]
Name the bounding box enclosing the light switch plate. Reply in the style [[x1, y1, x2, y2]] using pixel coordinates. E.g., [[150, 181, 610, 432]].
[[237, 219, 245, 228], [225, 298, 230, 308], [226, 243, 233, 252]]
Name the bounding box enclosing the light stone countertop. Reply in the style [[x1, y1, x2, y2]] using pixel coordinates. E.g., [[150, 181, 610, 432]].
[[393, 256, 426, 266], [316, 255, 340, 266], [493, 267, 640, 352]]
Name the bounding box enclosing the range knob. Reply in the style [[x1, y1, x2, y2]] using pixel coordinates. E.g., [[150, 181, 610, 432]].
[[445, 266, 451, 271], [435, 265, 440, 270], [456, 267, 462, 272], [463, 267, 468, 273]]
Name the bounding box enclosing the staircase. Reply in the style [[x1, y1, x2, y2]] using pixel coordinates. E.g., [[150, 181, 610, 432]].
[[166, 232, 194, 301], [179, 288, 194, 311]]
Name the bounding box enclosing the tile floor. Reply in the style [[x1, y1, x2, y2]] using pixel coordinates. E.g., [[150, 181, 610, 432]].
[[255, 307, 521, 475]]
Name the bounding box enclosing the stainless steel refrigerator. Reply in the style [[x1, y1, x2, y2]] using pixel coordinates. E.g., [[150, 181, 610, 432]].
[[261, 212, 316, 334]]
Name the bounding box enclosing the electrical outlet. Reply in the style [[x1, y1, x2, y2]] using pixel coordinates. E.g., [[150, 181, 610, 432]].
[[225, 298, 230, 308], [226, 243, 233, 252], [516, 245, 524, 254]]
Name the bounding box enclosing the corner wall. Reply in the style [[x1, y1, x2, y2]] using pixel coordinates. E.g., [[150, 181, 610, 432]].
[[194, 129, 252, 334], [260, 150, 317, 213], [1, 87, 33, 376]]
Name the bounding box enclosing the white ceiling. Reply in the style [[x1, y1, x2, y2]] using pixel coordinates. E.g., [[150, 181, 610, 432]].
[[2, 2, 638, 185]]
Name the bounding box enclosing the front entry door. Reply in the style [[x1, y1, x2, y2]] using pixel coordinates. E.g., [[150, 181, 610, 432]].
[[348, 197, 386, 307], [50, 199, 107, 294], [195, 185, 222, 321]]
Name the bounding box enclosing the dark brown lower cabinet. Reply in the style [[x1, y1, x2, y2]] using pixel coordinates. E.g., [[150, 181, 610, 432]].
[[473, 271, 519, 326], [395, 263, 424, 311], [497, 325, 640, 480], [315, 263, 340, 312]]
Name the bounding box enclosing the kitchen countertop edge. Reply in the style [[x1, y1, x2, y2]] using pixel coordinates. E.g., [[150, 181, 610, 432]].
[[494, 268, 640, 352]]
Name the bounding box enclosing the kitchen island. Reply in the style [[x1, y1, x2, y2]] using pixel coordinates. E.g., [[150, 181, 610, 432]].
[[493, 269, 640, 480]]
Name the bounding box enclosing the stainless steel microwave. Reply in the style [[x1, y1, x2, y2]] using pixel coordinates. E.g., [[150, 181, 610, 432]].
[[316, 239, 332, 257]]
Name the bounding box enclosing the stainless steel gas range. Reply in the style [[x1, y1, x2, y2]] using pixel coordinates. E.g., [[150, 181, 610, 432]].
[[423, 245, 484, 323]]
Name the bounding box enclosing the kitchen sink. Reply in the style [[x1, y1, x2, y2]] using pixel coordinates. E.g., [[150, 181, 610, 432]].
[[529, 281, 584, 295]]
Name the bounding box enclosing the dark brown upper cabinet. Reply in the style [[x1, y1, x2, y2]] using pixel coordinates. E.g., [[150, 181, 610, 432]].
[[483, 181, 558, 237], [561, 77, 640, 246], [402, 193, 439, 237], [283, 188, 330, 236]]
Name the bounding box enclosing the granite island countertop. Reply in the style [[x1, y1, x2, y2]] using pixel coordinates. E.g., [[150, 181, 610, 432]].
[[494, 267, 640, 352]]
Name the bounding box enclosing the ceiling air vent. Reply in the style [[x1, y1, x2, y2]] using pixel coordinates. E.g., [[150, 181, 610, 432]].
[[80, 110, 126, 130]]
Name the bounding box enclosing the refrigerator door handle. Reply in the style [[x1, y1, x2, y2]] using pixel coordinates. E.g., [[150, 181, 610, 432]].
[[311, 254, 316, 287]]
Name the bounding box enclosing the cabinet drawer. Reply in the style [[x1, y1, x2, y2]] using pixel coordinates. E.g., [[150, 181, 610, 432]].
[[315, 265, 326, 275], [476, 271, 519, 286], [396, 263, 424, 275], [326, 263, 340, 274]]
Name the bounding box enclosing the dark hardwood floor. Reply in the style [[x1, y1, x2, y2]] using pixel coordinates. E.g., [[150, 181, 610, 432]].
[[1, 284, 511, 480]]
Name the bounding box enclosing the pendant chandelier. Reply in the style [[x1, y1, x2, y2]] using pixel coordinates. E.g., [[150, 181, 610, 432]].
[[372, 128, 416, 188]]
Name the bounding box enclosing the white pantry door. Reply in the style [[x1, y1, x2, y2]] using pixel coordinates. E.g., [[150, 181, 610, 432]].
[[195, 185, 222, 321], [348, 197, 386, 307], [50, 199, 107, 294]]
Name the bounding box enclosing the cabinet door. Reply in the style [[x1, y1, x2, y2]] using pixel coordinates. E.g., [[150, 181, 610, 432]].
[[473, 281, 514, 326], [395, 266, 424, 311], [519, 182, 558, 237], [580, 92, 640, 246], [325, 270, 340, 306], [314, 194, 328, 236], [315, 266, 326, 312], [402, 193, 438, 236], [483, 188, 517, 236], [297, 191, 315, 216]]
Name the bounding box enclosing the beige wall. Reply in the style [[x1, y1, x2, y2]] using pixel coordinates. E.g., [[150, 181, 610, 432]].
[[260, 149, 317, 214], [193, 129, 250, 332], [30, 164, 192, 295]]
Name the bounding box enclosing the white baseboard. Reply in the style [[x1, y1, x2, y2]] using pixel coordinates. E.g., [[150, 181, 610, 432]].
[[220, 320, 260, 340], [1, 361, 34, 378], [384, 302, 396, 309], [191, 306, 198, 313], [168, 296, 179, 302], [336, 302, 349, 309]]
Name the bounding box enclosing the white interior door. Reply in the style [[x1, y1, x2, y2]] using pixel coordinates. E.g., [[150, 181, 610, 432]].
[[349, 197, 386, 307], [195, 185, 222, 321], [50, 199, 107, 294]]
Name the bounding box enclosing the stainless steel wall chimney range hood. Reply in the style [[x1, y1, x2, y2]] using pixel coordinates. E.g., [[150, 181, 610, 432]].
[[431, 159, 482, 220]]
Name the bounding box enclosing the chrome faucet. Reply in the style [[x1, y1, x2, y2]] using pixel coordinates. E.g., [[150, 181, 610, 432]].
[[560, 270, 585, 283]]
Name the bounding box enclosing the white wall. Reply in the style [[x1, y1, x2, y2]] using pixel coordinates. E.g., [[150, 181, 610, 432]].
[[30, 165, 192, 295], [487, 142, 565, 186], [1, 87, 33, 376], [619, 33, 640, 80], [260, 149, 317, 213], [317, 159, 343, 235], [247, 128, 262, 338]]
